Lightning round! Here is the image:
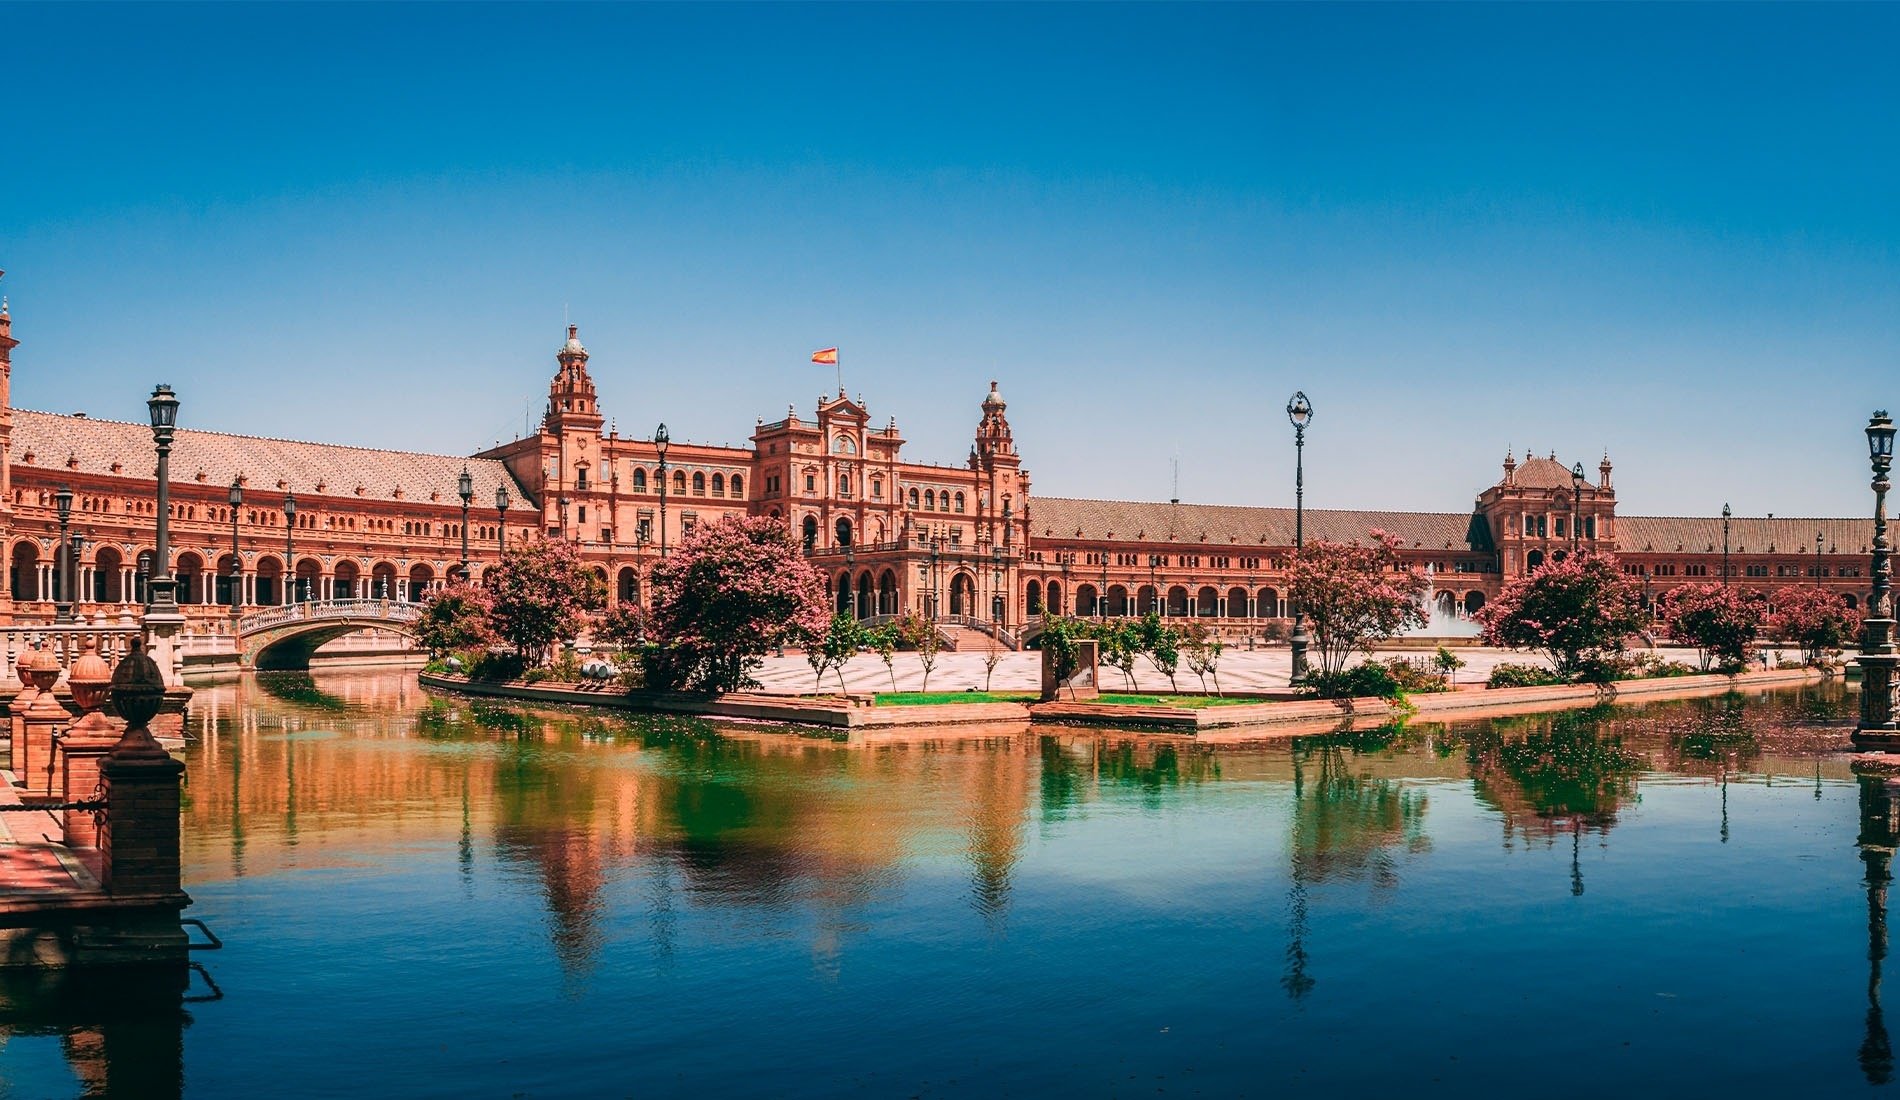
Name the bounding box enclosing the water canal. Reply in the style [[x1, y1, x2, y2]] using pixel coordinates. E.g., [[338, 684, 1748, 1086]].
[[1, 670, 1893, 1096]]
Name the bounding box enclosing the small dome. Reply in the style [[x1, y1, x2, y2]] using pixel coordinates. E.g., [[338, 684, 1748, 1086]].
[[983, 380, 1004, 407], [558, 323, 588, 359]]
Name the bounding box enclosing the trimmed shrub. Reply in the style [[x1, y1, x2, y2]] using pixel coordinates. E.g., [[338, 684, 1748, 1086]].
[[1486, 662, 1564, 689]]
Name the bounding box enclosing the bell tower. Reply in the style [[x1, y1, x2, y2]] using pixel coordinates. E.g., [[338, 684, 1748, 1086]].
[[0, 273, 18, 617], [544, 324, 603, 436]]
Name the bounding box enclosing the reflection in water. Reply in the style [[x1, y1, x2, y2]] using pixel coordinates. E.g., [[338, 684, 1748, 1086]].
[[10, 671, 1889, 1096], [1860, 771, 1897, 1086], [1283, 730, 1431, 1000], [0, 966, 189, 1099]]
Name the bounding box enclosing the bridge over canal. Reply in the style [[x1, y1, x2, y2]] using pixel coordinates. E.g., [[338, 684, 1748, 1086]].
[[236, 598, 422, 669]]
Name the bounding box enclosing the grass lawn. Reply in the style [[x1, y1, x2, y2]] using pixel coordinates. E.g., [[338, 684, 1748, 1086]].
[[1092, 693, 1261, 709], [875, 691, 1039, 706]]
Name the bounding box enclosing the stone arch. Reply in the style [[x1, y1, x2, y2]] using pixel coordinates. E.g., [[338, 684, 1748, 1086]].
[[878, 569, 899, 615], [10, 541, 40, 602], [296, 557, 323, 602], [835, 570, 854, 615], [672, 469, 687, 494], [954, 491, 965, 513], [856, 572, 873, 619], [92, 544, 126, 603], [1106, 584, 1130, 617], [909, 487, 920, 508], [1196, 586, 1218, 617], [835, 516, 853, 548], [618, 567, 639, 605], [252, 552, 283, 606], [692, 471, 706, 495], [950, 572, 977, 616], [215, 554, 243, 607], [176, 551, 206, 605], [632, 468, 647, 492], [1166, 585, 1189, 617], [1526, 549, 1545, 571], [134, 550, 155, 604], [730, 474, 743, 498], [1256, 587, 1279, 618], [371, 561, 399, 601], [1226, 586, 1248, 617], [1027, 579, 1044, 615], [1847, 594, 1860, 611], [1047, 580, 1064, 616], [406, 563, 435, 602], [802, 515, 819, 553], [712, 473, 725, 496], [1075, 583, 1099, 617], [925, 489, 936, 511], [1136, 584, 1157, 615], [1464, 591, 1486, 616], [333, 559, 363, 599], [1435, 590, 1456, 617]]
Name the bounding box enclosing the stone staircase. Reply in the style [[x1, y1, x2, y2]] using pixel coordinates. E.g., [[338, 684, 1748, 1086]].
[[936, 624, 1004, 653]]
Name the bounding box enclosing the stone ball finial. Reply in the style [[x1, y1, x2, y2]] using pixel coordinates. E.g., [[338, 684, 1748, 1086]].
[[68, 639, 113, 714], [107, 638, 170, 759]]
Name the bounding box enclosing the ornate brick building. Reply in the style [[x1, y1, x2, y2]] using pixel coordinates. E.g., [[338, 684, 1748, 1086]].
[[0, 291, 1875, 646]]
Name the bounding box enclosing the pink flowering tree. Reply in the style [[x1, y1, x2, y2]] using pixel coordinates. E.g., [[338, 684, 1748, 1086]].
[[414, 580, 496, 658], [1286, 532, 1429, 678], [646, 516, 828, 692], [1765, 585, 1856, 665], [483, 538, 604, 667], [1480, 553, 1643, 681], [1657, 582, 1764, 673]]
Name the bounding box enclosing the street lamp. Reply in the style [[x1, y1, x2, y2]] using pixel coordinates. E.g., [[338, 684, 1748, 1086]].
[[929, 535, 943, 620], [495, 483, 510, 554], [991, 544, 1005, 628], [1722, 503, 1732, 587], [1287, 390, 1312, 685], [283, 491, 297, 604], [654, 422, 670, 558], [1854, 410, 1897, 747], [1148, 553, 1160, 617], [457, 466, 474, 578], [1819, 530, 1827, 582], [1099, 558, 1109, 621], [228, 476, 243, 611], [146, 384, 181, 614], [1570, 462, 1585, 553], [54, 485, 74, 623]]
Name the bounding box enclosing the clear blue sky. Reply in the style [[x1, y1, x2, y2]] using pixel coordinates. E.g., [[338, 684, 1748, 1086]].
[[3, 2, 1895, 519]]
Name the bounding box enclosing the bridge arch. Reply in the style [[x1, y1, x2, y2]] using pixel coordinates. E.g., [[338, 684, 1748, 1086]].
[[239, 598, 423, 670]]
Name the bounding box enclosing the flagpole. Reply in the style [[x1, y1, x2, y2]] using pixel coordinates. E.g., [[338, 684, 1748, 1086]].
[[836, 349, 843, 398]]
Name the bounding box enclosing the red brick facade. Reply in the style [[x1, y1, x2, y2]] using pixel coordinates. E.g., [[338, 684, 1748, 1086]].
[[0, 297, 1875, 639]]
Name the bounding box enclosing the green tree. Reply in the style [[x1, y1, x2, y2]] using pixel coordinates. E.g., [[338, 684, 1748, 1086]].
[[1658, 582, 1764, 673], [898, 611, 943, 693], [414, 581, 495, 658], [1037, 614, 1086, 699], [805, 613, 862, 694], [866, 621, 902, 691], [646, 515, 829, 692], [483, 539, 603, 667], [1287, 533, 1430, 679], [1480, 553, 1643, 681], [1183, 622, 1225, 695], [1098, 620, 1142, 690], [1136, 612, 1181, 692], [1433, 646, 1466, 687]]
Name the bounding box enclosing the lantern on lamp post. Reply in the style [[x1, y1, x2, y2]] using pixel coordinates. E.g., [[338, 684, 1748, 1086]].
[[1854, 410, 1897, 748], [1287, 390, 1312, 685], [54, 485, 74, 623]]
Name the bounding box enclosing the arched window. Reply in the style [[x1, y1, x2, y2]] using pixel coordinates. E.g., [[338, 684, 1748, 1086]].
[[632, 468, 647, 492], [909, 487, 920, 508], [954, 492, 965, 513], [802, 515, 818, 553], [730, 474, 743, 498], [712, 473, 725, 496], [673, 470, 687, 493], [692, 472, 706, 495], [839, 473, 850, 496], [835, 517, 852, 548], [925, 489, 936, 510]]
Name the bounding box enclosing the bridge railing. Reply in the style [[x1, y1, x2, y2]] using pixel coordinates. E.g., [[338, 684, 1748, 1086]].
[[238, 598, 421, 635]]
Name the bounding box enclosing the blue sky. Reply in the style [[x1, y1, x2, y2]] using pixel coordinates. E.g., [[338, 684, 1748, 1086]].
[[3, 3, 1895, 518]]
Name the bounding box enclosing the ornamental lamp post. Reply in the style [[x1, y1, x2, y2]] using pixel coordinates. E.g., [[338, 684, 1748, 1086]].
[[54, 485, 74, 623], [1854, 410, 1898, 748], [146, 384, 181, 614], [1818, 530, 1827, 582], [1571, 462, 1586, 553], [1287, 390, 1312, 685], [457, 466, 474, 579], [1722, 503, 1732, 587], [654, 423, 671, 559], [495, 483, 510, 555], [991, 544, 1005, 628], [227, 476, 244, 612], [283, 491, 297, 604]]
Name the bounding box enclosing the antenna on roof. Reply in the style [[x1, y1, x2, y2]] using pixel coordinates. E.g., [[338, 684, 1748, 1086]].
[[1170, 452, 1180, 506]]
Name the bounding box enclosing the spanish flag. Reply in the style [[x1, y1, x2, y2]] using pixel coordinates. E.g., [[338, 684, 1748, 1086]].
[[811, 347, 839, 365]]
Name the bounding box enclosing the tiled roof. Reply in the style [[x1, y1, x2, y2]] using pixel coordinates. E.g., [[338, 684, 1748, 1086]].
[[1031, 497, 1483, 551], [1513, 456, 1593, 490], [1618, 515, 1873, 555], [12, 410, 523, 507]]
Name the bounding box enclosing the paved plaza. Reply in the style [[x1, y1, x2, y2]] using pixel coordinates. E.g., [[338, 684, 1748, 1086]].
[[745, 643, 1779, 696]]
